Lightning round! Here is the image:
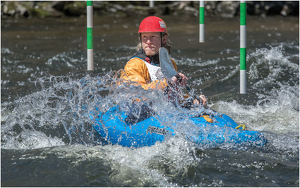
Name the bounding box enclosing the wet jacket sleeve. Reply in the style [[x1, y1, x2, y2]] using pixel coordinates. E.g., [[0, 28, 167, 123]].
[[122, 58, 172, 90]]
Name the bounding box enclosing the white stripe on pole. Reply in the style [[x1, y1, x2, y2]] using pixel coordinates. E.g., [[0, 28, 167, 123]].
[[240, 70, 246, 93], [87, 49, 94, 70], [87, 6, 93, 28], [240, 25, 246, 48], [200, 24, 205, 43], [200, 1, 205, 7], [149, 1, 154, 7]]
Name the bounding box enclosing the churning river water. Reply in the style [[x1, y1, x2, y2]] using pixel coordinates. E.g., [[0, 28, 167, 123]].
[[1, 15, 299, 186]]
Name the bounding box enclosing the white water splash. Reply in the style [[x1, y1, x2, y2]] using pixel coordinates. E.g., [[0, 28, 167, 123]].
[[248, 44, 299, 89]]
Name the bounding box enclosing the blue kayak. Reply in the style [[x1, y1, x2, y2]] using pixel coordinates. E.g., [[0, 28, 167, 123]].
[[89, 104, 267, 148]]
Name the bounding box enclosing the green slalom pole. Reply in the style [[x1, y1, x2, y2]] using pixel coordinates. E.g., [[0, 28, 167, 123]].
[[240, 0, 246, 94], [87, 1, 93, 70], [199, 1, 205, 43]]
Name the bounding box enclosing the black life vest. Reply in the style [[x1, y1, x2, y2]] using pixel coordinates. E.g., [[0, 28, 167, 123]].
[[131, 49, 160, 66]]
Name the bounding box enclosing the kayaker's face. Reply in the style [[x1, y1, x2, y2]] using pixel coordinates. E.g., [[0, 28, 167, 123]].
[[141, 32, 166, 56]]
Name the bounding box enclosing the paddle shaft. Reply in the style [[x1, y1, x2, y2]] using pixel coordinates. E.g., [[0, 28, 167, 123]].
[[174, 74, 202, 104], [159, 47, 203, 105]]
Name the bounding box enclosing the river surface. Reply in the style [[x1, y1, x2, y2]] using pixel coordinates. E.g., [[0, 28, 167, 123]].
[[1, 15, 299, 186]]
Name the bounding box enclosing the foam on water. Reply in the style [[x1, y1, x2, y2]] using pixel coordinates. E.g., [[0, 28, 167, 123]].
[[3, 137, 201, 186], [248, 44, 298, 89], [213, 85, 298, 134], [209, 43, 299, 155], [2, 74, 96, 149], [2, 130, 65, 150]]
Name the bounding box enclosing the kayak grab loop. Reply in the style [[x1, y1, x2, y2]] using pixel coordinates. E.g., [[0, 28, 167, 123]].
[[200, 115, 214, 123], [235, 124, 246, 130]]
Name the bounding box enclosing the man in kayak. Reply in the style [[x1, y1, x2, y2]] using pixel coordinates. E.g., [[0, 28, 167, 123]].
[[120, 16, 207, 108]]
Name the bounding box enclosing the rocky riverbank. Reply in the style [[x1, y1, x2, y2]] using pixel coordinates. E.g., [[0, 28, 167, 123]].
[[1, 1, 299, 19]]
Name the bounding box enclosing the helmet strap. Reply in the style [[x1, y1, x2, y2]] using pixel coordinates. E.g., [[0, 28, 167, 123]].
[[161, 33, 163, 47]]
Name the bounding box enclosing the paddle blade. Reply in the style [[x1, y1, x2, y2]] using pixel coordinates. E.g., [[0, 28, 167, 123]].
[[159, 47, 177, 79]]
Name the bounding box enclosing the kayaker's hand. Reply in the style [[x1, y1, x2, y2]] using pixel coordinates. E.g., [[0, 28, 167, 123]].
[[193, 95, 207, 106], [172, 73, 188, 87]]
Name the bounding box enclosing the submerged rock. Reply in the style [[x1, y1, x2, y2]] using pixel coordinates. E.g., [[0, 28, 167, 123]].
[[216, 1, 239, 18], [1, 1, 63, 18], [1, 1, 32, 18], [63, 2, 86, 17]]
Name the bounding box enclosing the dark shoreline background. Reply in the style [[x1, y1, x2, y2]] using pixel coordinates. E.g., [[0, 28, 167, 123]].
[[1, 1, 299, 19]]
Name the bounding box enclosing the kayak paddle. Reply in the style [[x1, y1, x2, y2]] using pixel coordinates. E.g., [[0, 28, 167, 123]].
[[159, 47, 203, 105]]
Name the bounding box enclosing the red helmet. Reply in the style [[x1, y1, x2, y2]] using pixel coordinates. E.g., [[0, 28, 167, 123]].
[[138, 16, 168, 34]]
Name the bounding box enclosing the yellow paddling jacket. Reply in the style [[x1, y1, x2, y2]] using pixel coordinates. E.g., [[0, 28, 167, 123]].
[[119, 55, 191, 107], [121, 57, 177, 90]]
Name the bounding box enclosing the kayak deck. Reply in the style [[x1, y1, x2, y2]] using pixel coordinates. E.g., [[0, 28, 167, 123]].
[[90, 105, 267, 148]]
